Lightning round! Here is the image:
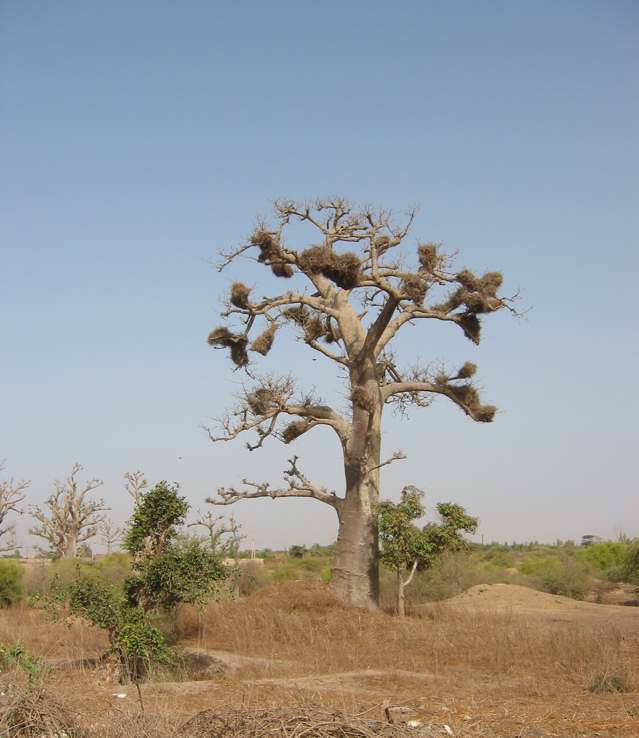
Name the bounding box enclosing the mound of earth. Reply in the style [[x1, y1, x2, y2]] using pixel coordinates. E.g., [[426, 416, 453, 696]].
[[441, 583, 638, 622], [247, 579, 346, 612]]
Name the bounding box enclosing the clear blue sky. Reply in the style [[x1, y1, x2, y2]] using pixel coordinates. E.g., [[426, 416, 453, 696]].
[[1, 1, 637, 552]]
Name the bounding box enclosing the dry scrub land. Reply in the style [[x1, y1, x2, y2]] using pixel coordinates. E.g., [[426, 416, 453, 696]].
[[1, 581, 637, 737]]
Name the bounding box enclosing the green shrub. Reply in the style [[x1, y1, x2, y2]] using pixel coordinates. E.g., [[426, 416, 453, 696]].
[[574, 540, 629, 572], [519, 555, 561, 576], [622, 539, 639, 584], [0, 559, 23, 606], [272, 564, 299, 582], [534, 561, 591, 600]]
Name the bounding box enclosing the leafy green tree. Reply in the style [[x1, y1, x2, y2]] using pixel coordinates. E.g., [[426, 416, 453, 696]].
[[124, 482, 227, 612], [124, 481, 188, 560], [55, 480, 227, 681], [126, 535, 227, 611], [377, 487, 478, 616]]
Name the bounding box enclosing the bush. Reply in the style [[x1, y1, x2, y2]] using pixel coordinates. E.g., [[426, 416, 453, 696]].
[[573, 540, 629, 572], [533, 561, 591, 600], [622, 539, 639, 584], [0, 559, 23, 606]]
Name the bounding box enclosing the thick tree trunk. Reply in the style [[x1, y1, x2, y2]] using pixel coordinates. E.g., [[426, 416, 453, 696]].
[[64, 533, 77, 559], [329, 367, 382, 610], [330, 492, 379, 609]]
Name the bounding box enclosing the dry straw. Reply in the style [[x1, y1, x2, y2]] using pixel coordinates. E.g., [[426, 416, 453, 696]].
[[401, 275, 427, 305], [207, 327, 249, 367], [250, 325, 277, 356], [417, 242, 439, 271], [458, 313, 481, 343], [298, 246, 361, 289], [229, 282, 251, 309], [180, 706, 425, 738], [456, 361, 477, 379], [350, 386, 376, 413], [246, 388, 278, 416], [282, 420, 310, 444]]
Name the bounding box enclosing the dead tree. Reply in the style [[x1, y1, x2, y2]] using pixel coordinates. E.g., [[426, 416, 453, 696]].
[[124, 470, 147, 506], [0, 461, 29, 553], [100, 518, 124, 554], [189, 511, 245, 559], [29, 463, 109, 558], [205, 197, 518, 609]]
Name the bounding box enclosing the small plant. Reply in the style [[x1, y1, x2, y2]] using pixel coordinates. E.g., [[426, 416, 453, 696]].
[[51, 481, 228, 682], [589, 672, 629, 693], [0, 640, 51, 689], [0, 558, 23, 606]]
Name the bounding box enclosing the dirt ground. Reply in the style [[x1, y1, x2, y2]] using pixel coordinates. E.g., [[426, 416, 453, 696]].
[[3, 581, 639, 737]]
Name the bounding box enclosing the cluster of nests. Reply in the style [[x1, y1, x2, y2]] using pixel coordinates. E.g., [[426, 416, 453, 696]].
[[207, 233, 505, 366], [243, 388, 310, 443], [207, 295, 342, 368], [252, 229, 363, 290], [433, 361, 496, 423]]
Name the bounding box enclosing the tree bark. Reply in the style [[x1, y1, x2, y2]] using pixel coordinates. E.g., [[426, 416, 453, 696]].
[[397, 569, 406, 617], [329, 366, 382, 610]]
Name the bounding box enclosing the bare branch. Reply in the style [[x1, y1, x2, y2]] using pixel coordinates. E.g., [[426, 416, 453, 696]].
[[189, 511, 246, 556], [370, 451, 407, 471], [124, 471, 147, 506], [206, 456, 339, 509], [0, 461, 28, 552], [28, 463, 109, 559]]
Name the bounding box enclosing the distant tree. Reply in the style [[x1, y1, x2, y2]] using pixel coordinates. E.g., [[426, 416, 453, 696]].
[[205, 197, 517, 609], [124, 470, 147, 506], [100, 518, 124, 555], [377, 487, 478, 616], [29, 463, 108, 559], [188, 510, 245, 558], [0, 462, 28, 553]]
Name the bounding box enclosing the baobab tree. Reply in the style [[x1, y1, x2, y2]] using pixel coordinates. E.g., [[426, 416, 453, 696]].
[[205, 197, 517, 609], [29, 463, 109, 558], [188, 511, 245, 559], [0, 461, 29, 552]]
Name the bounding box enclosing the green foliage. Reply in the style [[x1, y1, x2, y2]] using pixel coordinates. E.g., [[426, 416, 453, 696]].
[[474, 543, 514, 569], [377, 488, 478, 575], [272, 563, 300, 582], [126, 535, 228, 611], [519, 555, 562, 576], [61, 568, 124, 643], [622, 539, 639, 584], [0, 641, 50, 689], [0, 559, 23, 606], [117, 609, 175, 679], [124, 481, 188, 559], [52, 481, 228, 681], [288, 545, 308, 558], [533, 560, 591, 600], [574, 540, 629, 572]]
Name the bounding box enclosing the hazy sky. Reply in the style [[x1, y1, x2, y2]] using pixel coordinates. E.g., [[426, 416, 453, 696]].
[[1, 1, 637, 553]]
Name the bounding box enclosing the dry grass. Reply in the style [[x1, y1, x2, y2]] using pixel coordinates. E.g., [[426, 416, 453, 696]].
[[184, 588, 634, 689], [0, 582, 637, 737]]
